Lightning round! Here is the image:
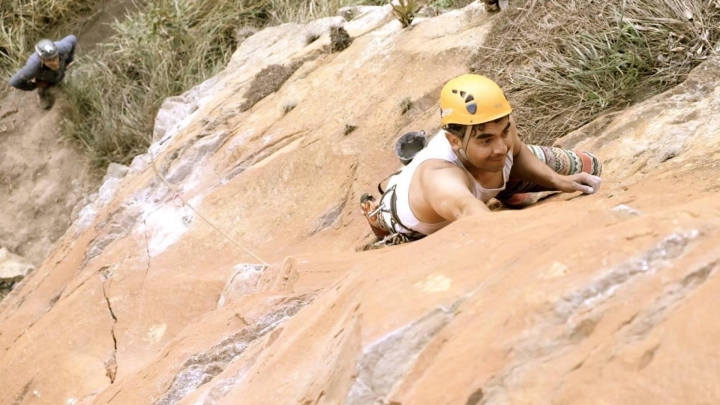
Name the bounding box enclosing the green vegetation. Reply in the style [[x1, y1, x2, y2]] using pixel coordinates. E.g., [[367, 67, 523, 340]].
[[471, 0, 720, 145], [11, 0, 712, 164], [60, 0, 384, 165]]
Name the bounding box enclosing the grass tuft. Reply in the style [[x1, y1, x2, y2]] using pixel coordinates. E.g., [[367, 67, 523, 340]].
[[399, 97, 413, 114], [330, 26, 353, 52], [471, 0, 720, 145], [241, 63, 303, 112]]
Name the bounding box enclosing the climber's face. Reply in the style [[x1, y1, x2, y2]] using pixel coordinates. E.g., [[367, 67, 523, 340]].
[[447, 115, 516, 173], [43, 56, 60, 71]]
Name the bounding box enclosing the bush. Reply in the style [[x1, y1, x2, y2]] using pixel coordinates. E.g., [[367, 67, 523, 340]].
[[471, 0, 720, 144], [62, 0, 383, 165]]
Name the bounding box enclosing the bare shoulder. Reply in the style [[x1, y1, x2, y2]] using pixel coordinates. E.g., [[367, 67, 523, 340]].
[[511, 127, 525, 156], [416, 159, 473, 190]]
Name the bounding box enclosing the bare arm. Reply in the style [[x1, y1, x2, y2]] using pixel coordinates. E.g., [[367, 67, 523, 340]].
[[420, 161, 489, 222], [510, 132, 563, 189]]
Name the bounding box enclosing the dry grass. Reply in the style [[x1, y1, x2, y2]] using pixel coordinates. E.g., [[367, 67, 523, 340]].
[[269, 0, 384, 22], [61, 0, 384, 165], [471, 0, 720, 144], [241, 63, 303, 112], [330, 26, 353, 52]]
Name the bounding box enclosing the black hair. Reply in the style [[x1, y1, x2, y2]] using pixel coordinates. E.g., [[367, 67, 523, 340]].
[[443, 115, 510, 137], [443, 123, 466, 136]]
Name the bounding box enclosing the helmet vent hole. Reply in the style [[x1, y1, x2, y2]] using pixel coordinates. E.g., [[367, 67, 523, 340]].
[[466, 103, 477, 114], [460, 91, 466, 98], [452, 89, 458, 94], [465, 94, 474, 103]]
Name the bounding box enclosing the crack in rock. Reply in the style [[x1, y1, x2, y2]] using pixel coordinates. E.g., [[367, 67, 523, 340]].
[[12, 379, 33, 405], [164, 131, 230, 185], [82, 206, 142, 267], [102, 281, 118, 383], [221, 129, 307, 184], [154, 296, 313, 405], [313, 202, 346, 234], [345, 307, 455, 405]]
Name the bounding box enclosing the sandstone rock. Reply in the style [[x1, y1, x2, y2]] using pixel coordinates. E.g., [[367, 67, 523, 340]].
[[102, 163, 129, 183], [338, 5, 383, 21], [152, 76, 220, 144], [217, 263, 266, 308], [3, 4, 720, 405], [0, 247, 34, 298]]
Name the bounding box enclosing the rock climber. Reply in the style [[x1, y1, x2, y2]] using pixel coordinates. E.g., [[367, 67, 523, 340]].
[[8, 35, 78, 110], [361, 74, 603, 242]]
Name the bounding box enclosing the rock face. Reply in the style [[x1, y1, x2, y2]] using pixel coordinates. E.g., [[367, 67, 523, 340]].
[[0, 247, 34, 298], [2, 3, 720, 405]]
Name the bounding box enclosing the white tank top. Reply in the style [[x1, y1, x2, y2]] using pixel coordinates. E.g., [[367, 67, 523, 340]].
[[381, 130, 514, 236]]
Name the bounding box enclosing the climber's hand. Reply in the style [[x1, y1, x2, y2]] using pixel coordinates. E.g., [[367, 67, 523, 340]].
[[558, 173, 602, 195]]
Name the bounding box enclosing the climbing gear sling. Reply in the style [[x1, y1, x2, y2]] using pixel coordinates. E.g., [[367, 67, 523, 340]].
[[359, 131, 429, 246]]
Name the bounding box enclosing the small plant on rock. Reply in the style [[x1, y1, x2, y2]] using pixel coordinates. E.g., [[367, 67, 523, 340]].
[[330, 26, 353, 52], [399, 97, 413, 114], [389, 0, 422, 28], [240, 62, 303, 112], [344, 122, 358, 135]]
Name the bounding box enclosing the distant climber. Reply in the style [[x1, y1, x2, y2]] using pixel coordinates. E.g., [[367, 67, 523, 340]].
[[8, 35, 77, 110], [361, 74, 603, 242]]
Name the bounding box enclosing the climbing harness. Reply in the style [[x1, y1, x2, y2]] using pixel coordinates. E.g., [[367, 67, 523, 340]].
[[360, 131, 429, 247]]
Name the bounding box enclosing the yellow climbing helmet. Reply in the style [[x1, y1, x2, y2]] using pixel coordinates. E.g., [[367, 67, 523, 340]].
[[439, 74, 512, 126]]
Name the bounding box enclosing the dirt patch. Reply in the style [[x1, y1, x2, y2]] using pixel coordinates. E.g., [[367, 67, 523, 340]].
[[0, 90, 102, 265], [77, 0, 145, 52]]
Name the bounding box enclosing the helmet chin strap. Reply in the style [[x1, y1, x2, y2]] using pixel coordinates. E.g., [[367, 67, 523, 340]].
[[458, 124, 473, 161]]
